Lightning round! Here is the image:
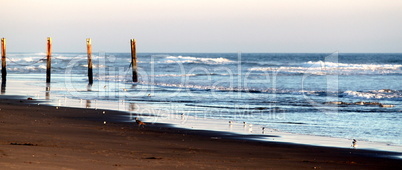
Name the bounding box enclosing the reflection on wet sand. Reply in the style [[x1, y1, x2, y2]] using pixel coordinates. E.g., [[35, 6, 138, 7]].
[[86, 100, 91, 108], [1, 81, 6, 94], [45, 83, 50, 100], [87, 84, 92, 91], [129, 103, 136, 111]]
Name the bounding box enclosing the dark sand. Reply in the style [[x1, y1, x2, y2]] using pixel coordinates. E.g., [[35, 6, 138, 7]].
[[0, 97, 401, 169]]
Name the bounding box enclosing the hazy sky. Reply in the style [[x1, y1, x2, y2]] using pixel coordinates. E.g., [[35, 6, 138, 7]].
[[1, 0, 401, 53]]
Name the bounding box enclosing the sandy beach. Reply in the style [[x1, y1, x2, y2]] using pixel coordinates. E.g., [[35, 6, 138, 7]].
[[0, 96, 401, 169], [3, 0, 402, 169]]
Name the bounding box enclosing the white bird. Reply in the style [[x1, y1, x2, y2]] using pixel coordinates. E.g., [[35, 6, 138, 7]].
[[352, 139, 357, 148]]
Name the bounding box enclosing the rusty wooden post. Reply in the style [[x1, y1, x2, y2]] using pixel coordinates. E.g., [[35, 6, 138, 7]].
[[1, 38, 6, 81], [86, 38, 93, 84], [130, 39, 138, 82], [46, 37, 52, 83]]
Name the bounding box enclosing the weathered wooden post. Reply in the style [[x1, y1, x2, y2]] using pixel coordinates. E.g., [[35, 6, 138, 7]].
[[1, 38, 6, 81], [46, 37, 52, 83], [86, 38, 93, 84], [130, 39, 138, 82]]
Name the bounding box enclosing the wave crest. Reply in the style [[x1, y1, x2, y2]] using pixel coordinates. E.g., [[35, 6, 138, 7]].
[[343, 89, 402, 99], [162, 56, 234, 64], [250, 61, 402, 75]]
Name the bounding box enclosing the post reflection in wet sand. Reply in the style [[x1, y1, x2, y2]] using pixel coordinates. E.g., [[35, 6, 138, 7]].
[[86, 100, 91, 108], [45, 83, 50, 100], [1, 81, 6, 94], [87, 84, 92, 91], [129, 103, 136, 112]]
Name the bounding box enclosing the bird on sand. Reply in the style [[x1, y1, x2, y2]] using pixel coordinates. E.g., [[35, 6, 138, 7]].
[[352, 139, 357, 148], [135, 117, 146, 127]]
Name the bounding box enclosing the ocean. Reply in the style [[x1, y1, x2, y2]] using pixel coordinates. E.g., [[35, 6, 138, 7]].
[[2, 52, 402, 152]]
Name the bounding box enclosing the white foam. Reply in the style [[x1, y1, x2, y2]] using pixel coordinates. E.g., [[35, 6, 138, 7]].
[[7, 65, 46, 71], [250, 61, 402, 75], [7, 57, 45, 63], [163, 56, 234, 64], [52, 55, 71, 60], [344, 90, 402, 99], [152, 74, 198, 77], [81, 64, 107, 68], [33, 52, 47, 55]]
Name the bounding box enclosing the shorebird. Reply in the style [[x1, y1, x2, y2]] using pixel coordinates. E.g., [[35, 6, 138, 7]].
[[352, 139, 357, 148], [135, 117, 146, 127]]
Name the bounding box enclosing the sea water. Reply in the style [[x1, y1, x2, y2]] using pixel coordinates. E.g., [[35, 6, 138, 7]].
[[2, 52, 402, 152]]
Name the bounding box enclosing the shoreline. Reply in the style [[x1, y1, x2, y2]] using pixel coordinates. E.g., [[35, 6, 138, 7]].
[[3, 74, 402, 152], [2, 76, 402, 154], [4, 91, 402, 154], [1, 97, 401, 169]]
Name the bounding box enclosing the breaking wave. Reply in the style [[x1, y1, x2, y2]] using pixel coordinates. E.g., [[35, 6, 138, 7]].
[[161, 56, 235, 64], [250, 61, 402, 75], [343, 89, 402, 99]]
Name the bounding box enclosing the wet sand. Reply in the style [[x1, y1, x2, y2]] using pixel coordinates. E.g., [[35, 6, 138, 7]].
[[0, 97, 401, 169]]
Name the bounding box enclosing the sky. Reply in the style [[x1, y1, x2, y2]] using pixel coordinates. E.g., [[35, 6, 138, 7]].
[[1, 0, 401, 53]]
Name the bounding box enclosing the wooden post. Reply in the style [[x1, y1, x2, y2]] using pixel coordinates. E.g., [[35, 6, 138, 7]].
[[1, 38, 6, 81], [46, 37, 52, 83], [86, 38, 93, 84], [130, 39, 138, 82]]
